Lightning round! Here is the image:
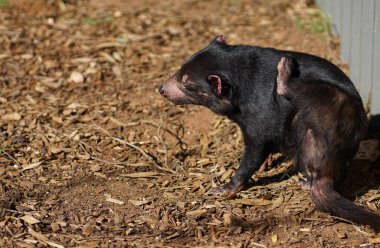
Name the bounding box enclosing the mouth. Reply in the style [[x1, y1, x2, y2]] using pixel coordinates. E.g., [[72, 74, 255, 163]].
[[159, 85, 193, 105], [159, 75, 190, 104]]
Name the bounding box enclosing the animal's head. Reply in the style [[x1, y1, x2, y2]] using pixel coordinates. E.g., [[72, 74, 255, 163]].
[[159, 35, 234, 115]]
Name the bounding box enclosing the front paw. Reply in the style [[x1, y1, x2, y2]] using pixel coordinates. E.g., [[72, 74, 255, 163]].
[[209, 182, 244, 197]]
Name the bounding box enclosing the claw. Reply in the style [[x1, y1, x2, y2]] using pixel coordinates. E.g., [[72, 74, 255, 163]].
[[209, 182, 245, 197]]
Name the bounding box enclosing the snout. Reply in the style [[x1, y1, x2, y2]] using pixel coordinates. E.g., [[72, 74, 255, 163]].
[[158, 84, 166, 96], [158, 75, 187, 103]]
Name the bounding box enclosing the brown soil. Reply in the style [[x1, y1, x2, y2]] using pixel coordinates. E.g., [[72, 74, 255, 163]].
[[1, 0, 380, 247]]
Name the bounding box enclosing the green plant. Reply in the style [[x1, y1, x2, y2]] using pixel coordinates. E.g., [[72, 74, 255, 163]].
[[0, 0, 9, 8], [296, 9, 332, 35]]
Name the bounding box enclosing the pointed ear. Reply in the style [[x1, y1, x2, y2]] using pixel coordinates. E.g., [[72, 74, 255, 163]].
[[213, 35, 227, 44], [207, 75, 222, 95]]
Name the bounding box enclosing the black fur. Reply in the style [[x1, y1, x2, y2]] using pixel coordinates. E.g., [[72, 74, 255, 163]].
[[159, 37, 379, 230], [279, 66, 379, 230]]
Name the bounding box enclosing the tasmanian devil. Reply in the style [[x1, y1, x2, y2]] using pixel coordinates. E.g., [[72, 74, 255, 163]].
[[158, 35, 380, 230]]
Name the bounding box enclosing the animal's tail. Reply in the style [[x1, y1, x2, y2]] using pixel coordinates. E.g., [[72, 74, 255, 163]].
[[311, 178, 380, 231]]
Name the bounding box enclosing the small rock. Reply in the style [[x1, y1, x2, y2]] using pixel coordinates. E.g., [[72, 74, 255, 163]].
[[69, 71, 84, 83]]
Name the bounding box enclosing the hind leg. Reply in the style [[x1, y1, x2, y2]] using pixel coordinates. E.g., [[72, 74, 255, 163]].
[[292, 156, 312, 190], [299, 177, 311, 190], [297, 128, 348, 193], [298, 129, 332, 178]]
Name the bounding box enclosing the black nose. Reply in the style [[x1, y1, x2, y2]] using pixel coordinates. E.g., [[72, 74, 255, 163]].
[[159, 84, 165, 95]]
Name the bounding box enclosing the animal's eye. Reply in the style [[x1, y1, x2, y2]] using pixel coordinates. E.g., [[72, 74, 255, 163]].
[[182, 80, 192, 87], [181, 74, 192, 88]]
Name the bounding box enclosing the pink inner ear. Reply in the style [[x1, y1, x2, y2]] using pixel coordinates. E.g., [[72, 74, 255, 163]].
[[208, 75, 222, 95], [214, 35, 227, 44]]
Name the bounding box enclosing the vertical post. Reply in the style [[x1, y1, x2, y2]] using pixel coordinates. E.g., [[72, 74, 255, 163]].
[[341, 1, 352, 62], [370, 0, 380, 137], [359, 0, 375, 109], [332, 0, 342, 34], [349, 0, 362, 90], [372, 1, 380, 114]]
